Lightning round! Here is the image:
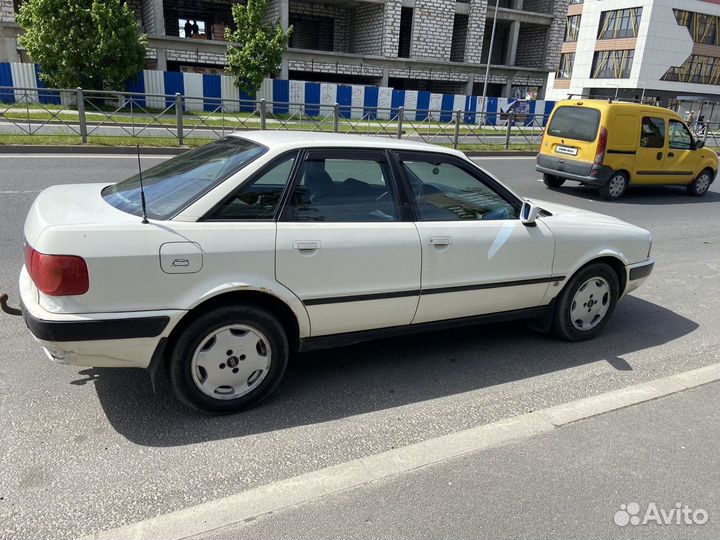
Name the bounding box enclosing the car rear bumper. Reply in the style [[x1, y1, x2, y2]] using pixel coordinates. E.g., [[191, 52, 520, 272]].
[[624, 258, 654, 296], [536, 154, 613, 186], [19, 267, 184, 369]]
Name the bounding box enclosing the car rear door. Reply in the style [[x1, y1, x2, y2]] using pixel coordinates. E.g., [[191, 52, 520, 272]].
[[634, 115, 667, 184], [275, 149, 421, 337], [394, 151, 556, 325]]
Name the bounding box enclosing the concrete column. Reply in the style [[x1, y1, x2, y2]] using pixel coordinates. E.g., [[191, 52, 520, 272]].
[[280, 56, 289, 79], [381, 67, 390, 87], [280, 0, 289, 31], [502, 79, 513, 97], [511, 0, 523, 9], [156, 48, 167, 71], [505, 20, 520, 66], [465, 73, 475, 95], [4, 37, 18, 62], [153, 0, 165, 35]]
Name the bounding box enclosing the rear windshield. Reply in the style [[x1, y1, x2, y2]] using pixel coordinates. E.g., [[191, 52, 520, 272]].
[[102, 137, 266, 220], [547, 106, 601, 143]]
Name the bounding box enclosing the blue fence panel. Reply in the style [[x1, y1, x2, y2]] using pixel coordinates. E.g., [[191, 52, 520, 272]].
[[439, 94, 454, 122], [34, 65, 61, 105], [203, 74, 222, 112], [363, 86, 379, 119], [464, 96, 477, 124], [416, 91, 431, 121], [337, 85, 352, 118], [124, 71, 146, 108], [0, 63, 14, 103], [272, 79, 289, 115], [391, 89, 405, 120], [163, 71, 184, 108], [304, 82, 320, 116]]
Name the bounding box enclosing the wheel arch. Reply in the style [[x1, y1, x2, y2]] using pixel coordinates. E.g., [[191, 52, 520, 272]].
[[558, 254, 627, 298]]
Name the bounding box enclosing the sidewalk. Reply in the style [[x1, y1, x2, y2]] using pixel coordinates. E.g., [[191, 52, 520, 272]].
[[194, 381, 720, 540]]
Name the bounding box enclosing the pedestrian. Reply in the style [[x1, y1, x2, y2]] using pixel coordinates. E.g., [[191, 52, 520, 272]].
[[697, 115, 706, 136], [184, 19, 193, 38], [192, 20, 200, 36]]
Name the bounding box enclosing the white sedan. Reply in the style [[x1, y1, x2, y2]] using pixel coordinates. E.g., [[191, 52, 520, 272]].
[[10, 132, 654, 413]]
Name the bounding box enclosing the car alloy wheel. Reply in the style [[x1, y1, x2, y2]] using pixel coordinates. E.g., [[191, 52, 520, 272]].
[[569, 277, 611, 331], [693, 171, 711, 195], [190, 324, 272, 399], [607, 174, 627, 199]]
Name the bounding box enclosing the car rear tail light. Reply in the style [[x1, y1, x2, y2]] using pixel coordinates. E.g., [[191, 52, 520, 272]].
[[591, 127, 608, 175], [24, 244, 89, 296]]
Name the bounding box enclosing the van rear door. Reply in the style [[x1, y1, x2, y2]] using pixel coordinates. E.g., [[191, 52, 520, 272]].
[[543, 105, 602, 173]]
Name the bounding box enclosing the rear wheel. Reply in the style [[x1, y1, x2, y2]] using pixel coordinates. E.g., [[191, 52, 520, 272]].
[[553, 263, 619, 341], [599, 171, 628, 201], [687, 169, 713, 197], [543, 174, 565, 189], [169, 305, 288, 414]]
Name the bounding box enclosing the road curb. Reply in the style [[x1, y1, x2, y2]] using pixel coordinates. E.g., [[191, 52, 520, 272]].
[[78, 363, 720, 540], [0, 145, 187, 155]]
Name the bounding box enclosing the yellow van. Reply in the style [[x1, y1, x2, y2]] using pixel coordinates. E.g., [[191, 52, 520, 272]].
[[536, 100, 718, 200]]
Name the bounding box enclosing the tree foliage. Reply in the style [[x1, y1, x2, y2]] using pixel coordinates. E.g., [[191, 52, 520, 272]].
[[225, 0, 292, 95], [17, 0, 147, 90]]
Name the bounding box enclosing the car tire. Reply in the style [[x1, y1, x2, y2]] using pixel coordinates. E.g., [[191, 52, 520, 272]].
[[598, 171, 628, 201], [543, 174, 565, 189], [169, 305, 289, 414], [687, 169, 713, 197], [553, 263, 619, 342]]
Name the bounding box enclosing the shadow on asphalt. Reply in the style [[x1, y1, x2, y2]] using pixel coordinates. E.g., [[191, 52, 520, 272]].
[[88, 295, 698, 446], [554, 184, 720, 205]]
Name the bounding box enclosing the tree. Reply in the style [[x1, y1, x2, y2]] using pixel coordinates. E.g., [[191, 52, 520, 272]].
[[17, 0, 147, 90], [225, 0, 292, 95]]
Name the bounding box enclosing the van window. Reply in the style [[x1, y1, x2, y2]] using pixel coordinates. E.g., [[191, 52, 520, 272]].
[[547, 106, 601, 142], [640, 117, 665, 148], [668, 120, 693, 150]]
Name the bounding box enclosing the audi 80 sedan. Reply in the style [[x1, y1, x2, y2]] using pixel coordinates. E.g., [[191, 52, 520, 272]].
[[9, 132, 654, 413]]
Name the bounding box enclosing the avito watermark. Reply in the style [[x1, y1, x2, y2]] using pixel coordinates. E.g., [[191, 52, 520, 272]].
[[614, 502, 709, 527]]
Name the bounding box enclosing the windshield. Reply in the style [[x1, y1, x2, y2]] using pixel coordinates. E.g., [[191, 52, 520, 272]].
[[547, 106, 601, 143], [102, 137, 266, 220]]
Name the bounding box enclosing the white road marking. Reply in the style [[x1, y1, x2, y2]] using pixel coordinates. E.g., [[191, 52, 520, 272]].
[[0, 190, 41, 194], [80, 363, 720, 540]]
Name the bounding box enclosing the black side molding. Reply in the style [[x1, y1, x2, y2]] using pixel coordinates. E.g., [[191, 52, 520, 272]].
[[607, 149, 636, 155], [299, 305, 551, 352], [22, 303, 169, 342]]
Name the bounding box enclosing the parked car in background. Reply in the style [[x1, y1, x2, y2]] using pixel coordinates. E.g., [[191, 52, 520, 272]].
[[10, 133, 654, 413], [537, 99, 718, 200]]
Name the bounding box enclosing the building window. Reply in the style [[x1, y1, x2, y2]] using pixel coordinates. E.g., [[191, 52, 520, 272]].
[[598, 8, 642, 40], [662, 55, 720, 85], [569, 0, 584, 4], [398, 7, 413, 58], [179, 18, 206, 38], [556, 53, 575, 79], [565, 15, 581, 42], [674, 9, 719, 45], [591, 50, 634, 78]]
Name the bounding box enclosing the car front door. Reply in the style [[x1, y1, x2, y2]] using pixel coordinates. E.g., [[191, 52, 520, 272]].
[[665, 119, 700, 183], [634, 115, 667, 184], [393, 151, 556, 324], [275, 149, 421, 337]]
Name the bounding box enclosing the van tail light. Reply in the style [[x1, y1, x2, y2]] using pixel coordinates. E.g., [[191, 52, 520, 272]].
[[24, 244, 89, 296], [591, 126, 608, 175]]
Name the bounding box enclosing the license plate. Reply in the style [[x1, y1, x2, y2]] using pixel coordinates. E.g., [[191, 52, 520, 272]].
[[555, 145, 578, 156]]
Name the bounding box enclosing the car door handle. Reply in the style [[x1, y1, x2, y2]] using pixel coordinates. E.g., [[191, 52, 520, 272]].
[[429, 236, 452, 247], [656, 152, 663, 160], [668, 152, 675, 158], [293, 240, 321, 251]]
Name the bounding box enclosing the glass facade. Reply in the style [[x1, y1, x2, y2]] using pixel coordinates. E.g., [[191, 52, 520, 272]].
[[673, 9, 720, 46], [591, 50, 634, 78], [556, 53, 575, 79], [662, 55, 720, 85], [565, 15, 581, 42], [598, 8, 642, 40]]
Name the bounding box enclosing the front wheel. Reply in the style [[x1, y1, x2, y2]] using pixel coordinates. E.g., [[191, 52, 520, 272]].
[[169, 305, 289, 414], [553, 263, 619, 341], [687, 169, 713, 197], [599, 172, 628, 201], [543, 174, 565, 189]]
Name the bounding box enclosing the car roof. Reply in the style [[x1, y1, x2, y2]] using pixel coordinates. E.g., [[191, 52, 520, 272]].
[[556, 99, 679, 116], [227, 131, 466, 156]]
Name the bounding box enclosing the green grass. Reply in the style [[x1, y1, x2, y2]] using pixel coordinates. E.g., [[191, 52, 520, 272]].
[[0, 134, 213, 147]]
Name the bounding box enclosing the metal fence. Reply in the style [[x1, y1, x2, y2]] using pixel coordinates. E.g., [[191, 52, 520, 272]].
[[0, 86, 547, 149]]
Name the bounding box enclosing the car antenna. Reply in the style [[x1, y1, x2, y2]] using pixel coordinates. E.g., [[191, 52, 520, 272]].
[[136, 144, 149, 224]]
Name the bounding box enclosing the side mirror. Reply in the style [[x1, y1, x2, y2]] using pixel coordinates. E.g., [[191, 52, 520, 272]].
[[696, 141, 705, 149], [520, 201, 539, 226]]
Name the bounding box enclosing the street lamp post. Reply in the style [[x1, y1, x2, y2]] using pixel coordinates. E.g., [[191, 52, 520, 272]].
[[481, 0, 500, 124]]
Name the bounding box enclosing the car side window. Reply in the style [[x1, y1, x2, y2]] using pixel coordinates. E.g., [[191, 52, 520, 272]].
[[668, 120, 693, 150], [399, 158, 518, 221], [286, 155, 400, 222], [640, 117, 665, 148], [206, 152, 297, 220]]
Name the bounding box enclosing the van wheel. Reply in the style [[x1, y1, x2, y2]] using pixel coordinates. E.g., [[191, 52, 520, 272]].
[[543, 174, 565, 188], [169, 305, 289, 414], [599, 172, 628, 201], [687, 169, 713, 196], [553, 263, 619, 342]]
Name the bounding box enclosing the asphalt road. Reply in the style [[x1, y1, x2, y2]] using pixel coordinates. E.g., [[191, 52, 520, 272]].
[[0, 152, 719, 539]]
